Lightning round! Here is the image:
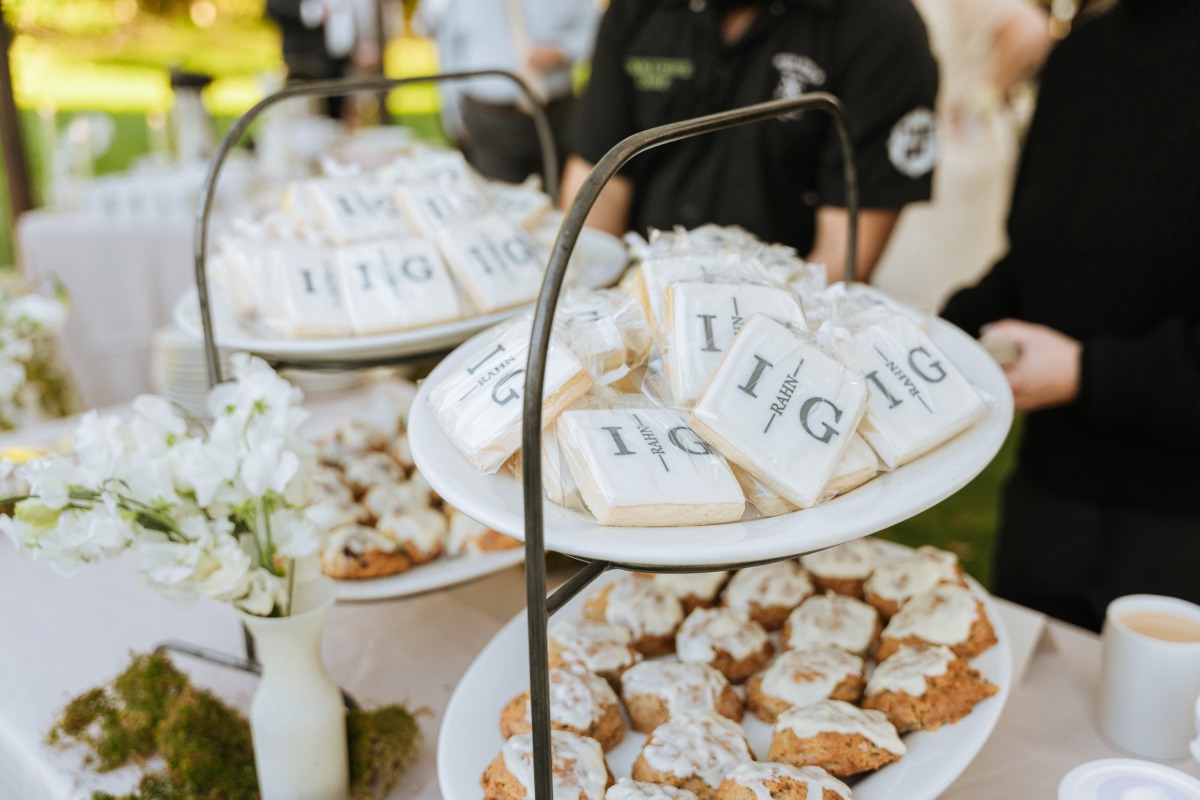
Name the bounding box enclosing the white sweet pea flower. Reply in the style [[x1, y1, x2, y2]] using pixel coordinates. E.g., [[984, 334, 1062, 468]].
[[35, 505, 131, 573], [270, 508, 320, 558], [74, 411, 127, 473], [10, 293, 67, 332], [127, 395, 189, 457], [23, 456, 87, 510], [0, 361, 25, 401], [169, 437, 239, 508], [192, 534, 253, 602], [134, 530, 203, 588], [236, 569, 285, 617], [239, 440, 299, 498]]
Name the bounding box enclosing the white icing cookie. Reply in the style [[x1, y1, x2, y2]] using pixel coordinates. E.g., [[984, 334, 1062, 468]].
[[652, 572, 730, 604], [639, 710, 754, 789], [333, 238, 464, 335], [558, 407, 744, 527], [596, 574, 683, 641], [759, 647, 865, 711], [800, 538, 891, 581], [621, 662, 730, 716], [865, 545, 961, 604], [732, 465, 797, 518], [633, 253, 758, 330], [723, 561, 814, 613], [865, 644, 954, 698], [487, 180, 552, 230], [676, 607, 770, 663], [774, 699, 907, 756], [435, 215, 549, 313], [882, 583, 980, 646], [548, 619, 642, 676], [852, 315, 985, 469], [722, 762, 853, 800], [260, 244, 351, 338], [827, 431, 881, 495], [302, 177, 412, 244], [784, 593, 879, 655], [691, 314, 868, 509], [429, 320, 592, 473], [501, 730, 609, 800], [521, 667, 621, 732], [664, 281, 806, 406], [394, 181, 490, 236]]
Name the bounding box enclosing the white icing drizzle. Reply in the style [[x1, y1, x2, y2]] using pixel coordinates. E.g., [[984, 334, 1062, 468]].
[[549, 619, 642, 675], [784, 593, 878, 655], [306, 497, 366, 532], [759, 647, 864, 710], [723, 761, 852, 800], [310, 466, 353, 502], [775, 699, 907, 756], [318, 418, 387, 460], [621, 662, 730, 716], [600, 576, 683, 639], [606, 778, 699, 800], [640, 710, 753, 788], [376, 508, 447, 555], [800, 538, 891, 581], [865, 546, 960, 603], [341, 451, 403, 489], [677, 607, 770, 663], [362, 481, 429, 519], [444, 506, 488, 555], [653, 572, 729, 603], [882, 583, 979, 646], [523, 668, 620, 732], [723, 562, 814, 612], [502, 730, 609, 800], [324, 523, 398, 556], [865, 644, 954, 698]]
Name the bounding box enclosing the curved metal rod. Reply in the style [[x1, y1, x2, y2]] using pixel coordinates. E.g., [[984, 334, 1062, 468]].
[[520, 92, 859, 799], [192, 69, 559, 388]]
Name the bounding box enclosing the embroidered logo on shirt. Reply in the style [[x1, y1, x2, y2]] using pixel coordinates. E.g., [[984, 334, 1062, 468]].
[[623, 57, 696, 91], [887, 108, 938, 178], [772, 53, 826, 119]]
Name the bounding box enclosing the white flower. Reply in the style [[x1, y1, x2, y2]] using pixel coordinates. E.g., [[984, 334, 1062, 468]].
[[23, 456, 88, 510], [9, 294, 67, 332], [73, 411, 126, 472], [134, 530, 203, 588], [239, 440, 299, 498], [236, 569, 285, 616], [192, 535, 252, 602], [169, 438, 239, 508], [269, 508, 320, 558], [0, 361, 25, 401]]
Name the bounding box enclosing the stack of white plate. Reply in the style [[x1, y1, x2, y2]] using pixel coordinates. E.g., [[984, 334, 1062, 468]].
[[150, 325, 234, 419]]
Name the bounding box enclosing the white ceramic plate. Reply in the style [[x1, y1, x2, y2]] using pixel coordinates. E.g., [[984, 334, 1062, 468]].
[[409, 317, 1014, 569], [333, 547, 523, 602], [438, 554, 1012, 800], [174, 227, 629, 362]]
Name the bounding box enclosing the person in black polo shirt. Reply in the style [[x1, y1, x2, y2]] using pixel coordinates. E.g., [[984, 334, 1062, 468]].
[[562, 0, 939, 282]]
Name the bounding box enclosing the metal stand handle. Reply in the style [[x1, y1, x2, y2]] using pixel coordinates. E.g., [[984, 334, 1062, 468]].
[[192, 69, 559, 387], [521, 93, 859, 798]]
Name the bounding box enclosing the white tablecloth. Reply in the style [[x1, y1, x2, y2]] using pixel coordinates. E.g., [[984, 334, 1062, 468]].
[[16, 210, 194, 409]]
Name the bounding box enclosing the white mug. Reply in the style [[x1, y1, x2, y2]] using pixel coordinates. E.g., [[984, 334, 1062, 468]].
[[1097, 594, 1200, 760]]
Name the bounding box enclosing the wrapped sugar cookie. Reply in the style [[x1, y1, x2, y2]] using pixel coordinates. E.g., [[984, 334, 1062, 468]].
[[663, 280, 806, 407], [332, 237, 464, 335], [558, 288, 653, 383], [557, 406, 745, 526], [487, 176, 553, 230], [429, 317, 593, 473], [509, 415, 586, 511], [631, 251, 769, 331], [435, 215, 550, 314], [826, 431, 881, 495], [394, 180, 491, 237], [296, 177, 413, 244], [731, 466, 796, 518], [690, 315, 868, 510], [260, 244, 351, 338], [850, 314, 986, 469]]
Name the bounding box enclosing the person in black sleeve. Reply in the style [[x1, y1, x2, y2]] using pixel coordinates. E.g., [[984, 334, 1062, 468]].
[[560, 0, 939, 282], [941, 0, 1200, 632]]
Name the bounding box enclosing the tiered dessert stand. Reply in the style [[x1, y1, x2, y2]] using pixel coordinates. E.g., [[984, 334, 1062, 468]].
[[407, 93, 1015, 797]]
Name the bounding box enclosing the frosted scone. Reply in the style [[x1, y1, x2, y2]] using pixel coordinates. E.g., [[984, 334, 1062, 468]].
[[482, 729, 614, 800], [500, 667, 625, 751], [548, 619, 642, 687], [781, 593, 881, 657], [745, 647, 866, 724], [800, 539, 891, 599], [621, 661, 743, 733], [583, 575, 684, 656], [851, 314, 985, 469], [768, 700, 906, 778], [689, 315, 868, 510], [721, 562, 814, 631], [361, 480, 430, 521], [631, 710, 755, 800], [316, 418, 388, 464], [607, 778, 699, 800], [715, 762, 853, 800], [862, 644, 997, 732], [429, 320, 592, 473], [876, 583, 997, 661], [652, 572, 731, 615], [341, 451, 404, 496], [559, 408, 745, 527], [375, 508, 447, 565], [864, 545, 967, 618], [443, 506, 519, 555], [676, 607, 774, 684], [320, 523, 410, 579]]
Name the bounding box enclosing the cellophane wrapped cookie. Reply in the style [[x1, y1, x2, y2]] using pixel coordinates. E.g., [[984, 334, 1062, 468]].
[[434, 214, 551, 314]]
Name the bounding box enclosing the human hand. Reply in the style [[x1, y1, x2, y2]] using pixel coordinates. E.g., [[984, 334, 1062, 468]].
[[984, 319, 1082, 412], [527, 45, 568, 73]]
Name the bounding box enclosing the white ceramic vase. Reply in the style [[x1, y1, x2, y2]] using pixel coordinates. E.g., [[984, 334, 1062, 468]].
[[240, 575, 349, 800]]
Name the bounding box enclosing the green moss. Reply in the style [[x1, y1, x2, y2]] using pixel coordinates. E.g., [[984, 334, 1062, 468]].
[[49, 653, 422, 800]]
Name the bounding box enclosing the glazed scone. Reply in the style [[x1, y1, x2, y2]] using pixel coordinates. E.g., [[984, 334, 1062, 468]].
[[799, 538, 891, 599], [631, 710, 755, 800], [482, 729, 614, 800], [387, 434, 415, 472], [744, 647, 866, 724], [781, 593, 881, 657], [361, 480, 430, 521], [721, 562, 814, 631], [607, 778, 699, 800], [500, 667, 625, 751], [715, 762, 852, 800], [320, 523, 410, 579], [768, 700, 906, 778], [864, 545, 967, 618], [305, 495, 368, 533], [548, 619, 642, 687], [583, 575, 684, 656], [621, 661, 743, 733], [317, 418, 388, 463], [376, 507, 447, 564], [341, 451, 405, 495], [862, 644, 998, 732], [310, 464, 354, 503], [676, 607, 774, 684], [442, 506, 520, 555], [652, 572, 730, 615], [876, 583, 997, 661]]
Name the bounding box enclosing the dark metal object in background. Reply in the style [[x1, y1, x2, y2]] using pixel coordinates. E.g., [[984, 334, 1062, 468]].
[[192, 69, 558, 389], [0, 9, 34, 240], [520, 93, 859, 798]]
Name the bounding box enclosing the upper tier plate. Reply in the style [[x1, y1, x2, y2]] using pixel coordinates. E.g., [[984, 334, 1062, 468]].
[[409, 317, 1013, 569], [173, 227, 629, 363]]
